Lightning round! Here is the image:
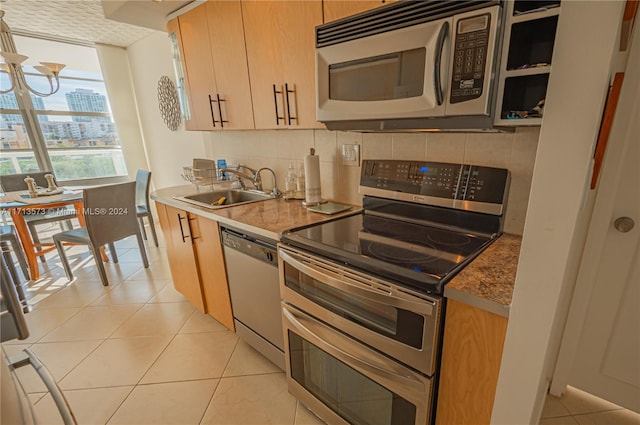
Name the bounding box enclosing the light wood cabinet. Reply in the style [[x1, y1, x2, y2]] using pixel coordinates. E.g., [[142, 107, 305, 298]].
[[176, 1, 254, 130], [242, 0, 324, 129], [175, 8, 216, 131], [323, 0, 397, 23], [155, 203, 234, 330], [156, 203, 205, 312], [436, 299, 508, 425], [189, 212, 234, 330], [166, 18, 193, 128]]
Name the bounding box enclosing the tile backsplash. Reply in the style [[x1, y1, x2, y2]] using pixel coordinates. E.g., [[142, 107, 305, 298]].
[[203, 127, 539, 235]]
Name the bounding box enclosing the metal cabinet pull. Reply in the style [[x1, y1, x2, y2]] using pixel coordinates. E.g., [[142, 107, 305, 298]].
[[177, 213, 190, 243], [285, 83, 297, 125], [272, 84, 285, 125], [215, 94, 228, 128], [187, 216, 200, 240], [208, 94, 219, 127]]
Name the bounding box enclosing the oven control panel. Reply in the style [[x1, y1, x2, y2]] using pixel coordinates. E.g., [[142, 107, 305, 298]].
[[360, 160, 509, 213]]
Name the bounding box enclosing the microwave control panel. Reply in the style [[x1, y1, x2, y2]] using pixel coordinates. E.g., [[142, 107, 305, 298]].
[[450, 13, 491, 104]]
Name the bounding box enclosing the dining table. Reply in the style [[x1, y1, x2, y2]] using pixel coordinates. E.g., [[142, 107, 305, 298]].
[[0, 189, 93, 280]]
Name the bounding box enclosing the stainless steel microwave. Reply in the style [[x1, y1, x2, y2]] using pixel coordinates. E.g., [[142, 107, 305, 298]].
[[316, 1, 504, 131]]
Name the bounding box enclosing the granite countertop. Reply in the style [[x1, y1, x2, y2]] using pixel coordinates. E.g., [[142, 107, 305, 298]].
[[151, 185, 361, 241], [444, 233, 522, 318], [154, 185, 519, 316]]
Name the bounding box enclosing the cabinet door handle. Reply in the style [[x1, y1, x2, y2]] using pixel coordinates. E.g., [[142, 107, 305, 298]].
[[433, 21, 449, 106], [177, 213, 190, 243], [187, 216, 200, 240], [272, 84, 285, 125], [208, 94, 219, 127], [285, 83, 297, 125], [215, 94, 228, 128]]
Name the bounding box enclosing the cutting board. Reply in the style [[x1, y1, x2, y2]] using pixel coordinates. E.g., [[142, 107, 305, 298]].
[[307, 202, 352, 215]]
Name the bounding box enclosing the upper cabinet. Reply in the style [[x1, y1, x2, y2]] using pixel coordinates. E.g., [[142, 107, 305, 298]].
[[175, 1, 254, 130], [323, 0, 397, 23], [166, 18, 192, 127], [242, 1, 324, 129], [494, 0, 561, 126], [169, 0, 323, 131], [173, 8, 215, 131]]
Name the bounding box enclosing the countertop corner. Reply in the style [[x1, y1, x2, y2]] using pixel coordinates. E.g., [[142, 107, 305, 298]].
[[444, 233, 522, 317]]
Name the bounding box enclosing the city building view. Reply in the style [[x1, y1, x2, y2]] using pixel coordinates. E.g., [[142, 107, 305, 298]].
[[0, 83, 126, 180], [0, 33, 129, 181], [0, 88, 119, 150]]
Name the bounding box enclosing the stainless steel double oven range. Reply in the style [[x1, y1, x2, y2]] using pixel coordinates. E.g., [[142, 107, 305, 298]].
[[278, 159, 510, 425]]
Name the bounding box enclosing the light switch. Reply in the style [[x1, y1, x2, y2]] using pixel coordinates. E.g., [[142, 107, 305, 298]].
[[342, 144, 360, 166]]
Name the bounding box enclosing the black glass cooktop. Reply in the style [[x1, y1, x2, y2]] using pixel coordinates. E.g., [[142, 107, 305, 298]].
[[282, 213, 494, 294]]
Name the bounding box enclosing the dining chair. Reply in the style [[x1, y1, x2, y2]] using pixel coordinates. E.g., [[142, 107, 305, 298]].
[[135, 170, 158, 247], [0, 225, 29, 312], [1, 254, 30, 341], [0, 225, 29, 281], [0, 172, 75, 263], [53, 182, 149, 286]]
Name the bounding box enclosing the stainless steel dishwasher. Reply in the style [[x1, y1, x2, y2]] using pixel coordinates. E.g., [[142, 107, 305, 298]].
[[221, 227, 284, 369]]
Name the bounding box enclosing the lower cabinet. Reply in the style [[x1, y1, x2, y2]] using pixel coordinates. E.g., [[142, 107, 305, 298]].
[[436, 299, 508, 425], [155, 202, 234, 331]]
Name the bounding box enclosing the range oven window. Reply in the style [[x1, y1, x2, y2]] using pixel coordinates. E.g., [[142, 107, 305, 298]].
[[289, 331, 417, 425], [283, 263, 425, 349], [329, 48, 426, 101]]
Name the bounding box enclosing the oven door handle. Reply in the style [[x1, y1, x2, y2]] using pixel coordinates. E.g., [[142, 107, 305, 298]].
[[283, 304, 430, 399], [279, 249, 435, 315]]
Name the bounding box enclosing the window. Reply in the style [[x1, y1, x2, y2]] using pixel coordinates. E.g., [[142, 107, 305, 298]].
[[0, 36, 127, 183]]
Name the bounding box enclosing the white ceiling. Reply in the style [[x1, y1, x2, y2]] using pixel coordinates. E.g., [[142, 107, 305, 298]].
[[1, 0, 193, 47]]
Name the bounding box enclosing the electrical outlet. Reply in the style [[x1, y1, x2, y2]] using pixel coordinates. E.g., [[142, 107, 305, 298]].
[[342, 144, 360, 166]]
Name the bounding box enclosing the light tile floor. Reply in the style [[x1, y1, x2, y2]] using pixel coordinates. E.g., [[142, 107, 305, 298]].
[[3, 224, 639, 424], [541, 386, 640, 425], [2, 225, 324, 425]]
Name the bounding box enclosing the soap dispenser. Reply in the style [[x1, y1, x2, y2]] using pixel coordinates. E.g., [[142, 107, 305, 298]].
[[284, 161, 297, 200]]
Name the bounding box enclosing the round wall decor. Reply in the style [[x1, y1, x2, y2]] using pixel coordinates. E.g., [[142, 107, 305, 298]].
[[157, 76, 181, 131]]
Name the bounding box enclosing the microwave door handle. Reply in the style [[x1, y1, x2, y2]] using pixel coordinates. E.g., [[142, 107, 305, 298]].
[[433, 21, 449, 106], [279, 248, 434, 315]]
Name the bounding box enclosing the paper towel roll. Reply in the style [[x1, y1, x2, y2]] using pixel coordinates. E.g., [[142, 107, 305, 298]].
[[304, 148, 322, 205]]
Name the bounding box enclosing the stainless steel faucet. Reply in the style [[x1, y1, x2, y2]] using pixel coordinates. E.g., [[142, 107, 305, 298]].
[[237, 165, 262, 190], [256, 168, 281, 198], [220, 168, 258, 190], [220, 165, 280, 197]]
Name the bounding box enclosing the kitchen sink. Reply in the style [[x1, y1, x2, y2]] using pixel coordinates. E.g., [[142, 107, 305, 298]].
[[174, 189, 273, 209]]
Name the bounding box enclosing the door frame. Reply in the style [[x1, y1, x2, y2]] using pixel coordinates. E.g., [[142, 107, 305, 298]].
[[550, 23, 640, 397]]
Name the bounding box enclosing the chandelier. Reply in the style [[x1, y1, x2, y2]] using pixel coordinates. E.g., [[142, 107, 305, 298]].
[[0, 10, 65, 97]]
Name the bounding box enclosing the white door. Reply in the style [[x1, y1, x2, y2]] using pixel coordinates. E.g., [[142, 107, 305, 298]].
[[551, 25, 640, 412]]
